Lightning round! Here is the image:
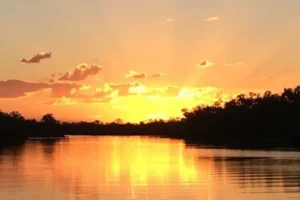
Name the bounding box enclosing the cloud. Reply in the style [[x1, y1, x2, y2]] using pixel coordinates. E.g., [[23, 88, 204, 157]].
[[145, 86, 231, 105], [166, 18, 173, 23], [81, 96, 115, 104], [0, 79, 146, 104], [42, 97, 77, 106], [149, 86, 231, 105], [128, 85, 148, 95], [50, 83, 81, 98], [225, 62, 243, 66], [43, 87, 117, 105], [0, 80, 48, 98], [59, 63, 102, 81], [20, 52, 51, 63], [147, 86, 181, 97], [108, 82, 142, 96], [79, 85, 92, 90], [125, 70, 147, 79], [0, 79, 81, 98], [163, 86, 181, 96], [90, 82, 141, 99], [93, 88, 114, 99], [150, 73, 164, 78], [196, 60, 214, 68], [51, 72, 63, 77], [23, 88, 52, 97], [205, 16, 219, 22], [125, 71, 164, 79]]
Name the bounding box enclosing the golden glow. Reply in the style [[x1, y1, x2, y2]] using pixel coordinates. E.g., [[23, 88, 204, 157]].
[[14, 137, 213, 199], [0, 136, 298, 199], [1, 1, 300, 122]]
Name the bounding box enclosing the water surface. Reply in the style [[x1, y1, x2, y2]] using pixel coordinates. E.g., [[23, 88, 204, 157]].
[[0, 136, 299, 200]]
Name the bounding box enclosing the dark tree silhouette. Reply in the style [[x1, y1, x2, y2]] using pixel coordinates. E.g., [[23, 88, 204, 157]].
[[1, 85, 300, 149], [41, 114, 58, 124]]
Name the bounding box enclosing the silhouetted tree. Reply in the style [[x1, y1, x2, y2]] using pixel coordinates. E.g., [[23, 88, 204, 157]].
[[114, 118, 123, 124], [41, 114, 58, 124]]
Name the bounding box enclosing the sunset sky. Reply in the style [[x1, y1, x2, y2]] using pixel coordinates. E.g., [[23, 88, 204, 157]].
[[1, 0, 300, 122]]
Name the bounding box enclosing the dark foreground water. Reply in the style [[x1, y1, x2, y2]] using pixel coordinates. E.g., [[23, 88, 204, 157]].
[[0, 136, 299, 200]]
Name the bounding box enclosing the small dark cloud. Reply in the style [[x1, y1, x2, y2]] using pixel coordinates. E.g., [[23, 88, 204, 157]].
[[59, 63, 102, 81], [196, 60, 214, 68], [20, 52, 51, 63]]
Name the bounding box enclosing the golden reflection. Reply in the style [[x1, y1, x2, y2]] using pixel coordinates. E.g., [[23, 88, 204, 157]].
[[18, 136, 212, 199], [1, 136, 299, 200]]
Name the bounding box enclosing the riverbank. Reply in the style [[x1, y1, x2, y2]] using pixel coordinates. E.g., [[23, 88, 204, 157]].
[[1, 86, 300, 150]]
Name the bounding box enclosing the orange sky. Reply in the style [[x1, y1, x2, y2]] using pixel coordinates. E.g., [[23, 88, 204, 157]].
[[1, 0, 300, 122]]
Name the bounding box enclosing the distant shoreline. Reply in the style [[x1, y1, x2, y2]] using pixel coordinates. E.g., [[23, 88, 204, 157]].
[[1, 85, 300, 151], [5, 134, 299, 152]]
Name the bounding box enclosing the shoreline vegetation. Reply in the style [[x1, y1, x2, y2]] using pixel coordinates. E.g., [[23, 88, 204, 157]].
[[1, 86, 300, 150]]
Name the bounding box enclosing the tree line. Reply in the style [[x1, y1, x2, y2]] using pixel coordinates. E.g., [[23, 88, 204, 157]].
[[1, 86, 300, 149]]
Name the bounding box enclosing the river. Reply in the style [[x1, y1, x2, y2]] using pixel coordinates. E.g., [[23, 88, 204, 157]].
[[0, 136, 299, 200]]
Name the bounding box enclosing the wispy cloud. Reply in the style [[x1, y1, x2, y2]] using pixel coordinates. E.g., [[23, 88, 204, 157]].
[[125, 70, 164, 79], [150, 73, 164, 78], [79, 85, 92, 90], [224, 62, 243, 66], [42, 97, 77, 106], [20, 52, 51, 63], [59, 63, 102, 81], [108, 82, 143, 96], [147, 86, 181, 97], [51, 73, 63, 77], [166, 18, 173, 23], [205, 16, 219, 22], [125, 70, 147, 79], [196, 60, 214, 68], [128, 85, 148, 95]]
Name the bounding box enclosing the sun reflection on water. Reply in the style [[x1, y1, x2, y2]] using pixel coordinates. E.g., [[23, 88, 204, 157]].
[[1, 136, 299, 200]]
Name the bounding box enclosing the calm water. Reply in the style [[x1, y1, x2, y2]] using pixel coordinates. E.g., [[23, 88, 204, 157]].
[[0, 136, 299, 200]]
